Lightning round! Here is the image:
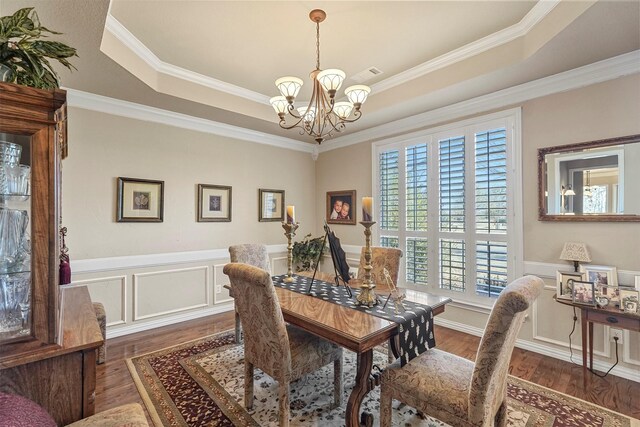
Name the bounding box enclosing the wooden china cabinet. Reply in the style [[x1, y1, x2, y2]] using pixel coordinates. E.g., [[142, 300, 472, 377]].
[[0, 81, 103, 425]]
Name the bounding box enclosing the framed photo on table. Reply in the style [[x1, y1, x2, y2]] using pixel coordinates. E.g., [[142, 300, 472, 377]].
[[556, 271, 584, 300], [620, 289, 639, 314], [117, 177, 164, 222], [326, 190, 357, 225], [197, 184, 231, 222], [571, 280, 596, 306], [580, 265, 618, 287], [259, 189, 284, 222]]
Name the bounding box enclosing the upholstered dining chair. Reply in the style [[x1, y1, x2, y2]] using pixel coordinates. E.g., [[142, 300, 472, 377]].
[[223, 263, 343, 427], [228, 243, 271, 343], [379, 275, 544, 427], [354, 246, 403, 285], [353, 246, 403, 362]]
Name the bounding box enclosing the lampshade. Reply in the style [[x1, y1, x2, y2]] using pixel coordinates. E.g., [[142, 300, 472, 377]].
[[333, 101, 354, 119], [344, 85, 371, 107], [317, 69, 345, 95], [563, 185, 575, 196], [560, 242, 592, 262], [275, 76, 303, 101], [269, 96, 288, 116]]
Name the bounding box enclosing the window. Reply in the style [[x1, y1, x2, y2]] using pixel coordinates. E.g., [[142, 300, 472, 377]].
[[375, 110, 522, 302]]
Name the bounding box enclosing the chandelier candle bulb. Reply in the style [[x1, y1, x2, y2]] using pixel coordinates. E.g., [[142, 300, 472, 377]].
[[286, 205, 296, 224], [362, 197, 373, 221]]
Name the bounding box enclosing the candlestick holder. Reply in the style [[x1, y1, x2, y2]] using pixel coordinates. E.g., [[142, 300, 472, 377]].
[[356, 220, 378, 307], [282, 221, 299, 283]]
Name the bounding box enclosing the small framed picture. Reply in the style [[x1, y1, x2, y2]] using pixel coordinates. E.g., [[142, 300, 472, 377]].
[[326, 190, 357, 225], [599, 285, 620, 304], [571, 280, 596, 306], [580, 265, 618, 287], [117, 177, 164, 222], [259, 189, 284, 222], [620, 289, 639, 314], [197, 184, 231, 222], [556, 271, 584, 300]]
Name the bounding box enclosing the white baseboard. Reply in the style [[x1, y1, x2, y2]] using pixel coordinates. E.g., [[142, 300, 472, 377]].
[[434, 317, 639, 383], [106, 302, 233, 339]]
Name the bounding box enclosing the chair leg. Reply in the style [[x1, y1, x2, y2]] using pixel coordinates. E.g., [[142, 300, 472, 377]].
[[244, 360, 254, 410], [234, 304, 243, 344], [495, 400, 508, 427], [379, 382, 393, 427], [278, 382, 290, 427], [334, 357, 343, 406]]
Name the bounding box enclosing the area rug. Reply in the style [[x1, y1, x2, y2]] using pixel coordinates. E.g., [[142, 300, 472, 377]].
[[127, 331, 639, 426]]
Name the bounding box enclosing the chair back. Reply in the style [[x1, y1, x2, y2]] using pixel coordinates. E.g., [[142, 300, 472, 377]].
[[468, 275, 544, 423], [356, 247, 403, 285], [229, 244, 271, 273], [223, 263, 291, 379]]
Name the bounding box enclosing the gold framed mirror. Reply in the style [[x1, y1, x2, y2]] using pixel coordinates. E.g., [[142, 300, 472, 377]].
[[538, 134, 640, 222]]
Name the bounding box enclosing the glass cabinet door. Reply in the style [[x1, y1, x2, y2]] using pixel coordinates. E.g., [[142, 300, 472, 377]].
[[0, 133, 32, 342]]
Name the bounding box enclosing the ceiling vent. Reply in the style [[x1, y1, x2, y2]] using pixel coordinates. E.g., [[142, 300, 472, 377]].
[[350, 66, 384, 83]]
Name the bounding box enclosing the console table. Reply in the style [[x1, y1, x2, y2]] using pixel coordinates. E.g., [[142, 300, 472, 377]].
[[555, 296, 640, 387]]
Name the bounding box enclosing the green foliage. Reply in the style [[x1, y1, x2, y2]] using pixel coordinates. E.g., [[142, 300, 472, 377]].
[[292, 234, 326, 272], [0, 7, 77, 89]]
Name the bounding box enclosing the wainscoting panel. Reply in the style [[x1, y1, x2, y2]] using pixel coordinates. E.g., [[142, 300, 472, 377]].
[[133, 266, 210, 321], [271, 256, 288, 275], [72, 275, 127, 327]]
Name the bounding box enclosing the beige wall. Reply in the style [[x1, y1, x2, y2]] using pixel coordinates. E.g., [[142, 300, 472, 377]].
[[63, 108, 317, 259], [522, 74, 640, 270], [314, 142, 373, 243]]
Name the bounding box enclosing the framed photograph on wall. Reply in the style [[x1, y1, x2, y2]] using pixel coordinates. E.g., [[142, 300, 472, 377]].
[[556, 271, 584, 300], [117, 177, 164, 222], [580, 265, 618, 287], [259, 189, 284, 222], [571, 280, 596, 306], [197, 184, 231, 222], [326, 190, 357, 225]]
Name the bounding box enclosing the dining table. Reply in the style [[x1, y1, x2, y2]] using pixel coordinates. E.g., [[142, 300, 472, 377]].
[[270, 271, 451, 427]]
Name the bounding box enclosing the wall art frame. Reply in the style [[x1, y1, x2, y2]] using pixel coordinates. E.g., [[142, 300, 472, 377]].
[[117, 177, 164, 222]]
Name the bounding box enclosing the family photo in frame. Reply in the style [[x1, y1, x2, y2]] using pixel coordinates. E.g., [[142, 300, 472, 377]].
[[326, 190, 356, 225], [571, 280, 596, 306], [556, 271, 584, 300]]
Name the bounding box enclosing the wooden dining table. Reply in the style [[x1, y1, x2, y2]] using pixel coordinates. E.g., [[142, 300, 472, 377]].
[[272, 272, 451, 427]]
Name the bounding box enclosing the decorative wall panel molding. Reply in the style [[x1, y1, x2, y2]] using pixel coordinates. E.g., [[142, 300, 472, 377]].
[[132, 266, 210, 321]]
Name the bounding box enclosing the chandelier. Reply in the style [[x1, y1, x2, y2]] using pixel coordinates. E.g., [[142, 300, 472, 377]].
[[269, 9, 371, 144]]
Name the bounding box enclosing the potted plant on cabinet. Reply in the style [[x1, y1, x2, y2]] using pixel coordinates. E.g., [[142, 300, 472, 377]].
[[0, 7, 77, 89], [292, 234, 326, 272]]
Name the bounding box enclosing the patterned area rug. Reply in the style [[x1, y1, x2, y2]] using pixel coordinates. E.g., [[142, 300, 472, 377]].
[[127, 331, 639, 426]]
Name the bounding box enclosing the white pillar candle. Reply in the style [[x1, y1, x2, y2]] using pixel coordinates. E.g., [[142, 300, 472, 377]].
[[362, 197, 373, 221], [286, 205, 295, 223]]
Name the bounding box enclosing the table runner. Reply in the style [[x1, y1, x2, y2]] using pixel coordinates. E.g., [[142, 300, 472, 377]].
[[272, 274, 435, 366]]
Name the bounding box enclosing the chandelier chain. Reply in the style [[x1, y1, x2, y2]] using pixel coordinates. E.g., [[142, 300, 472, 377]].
[[316, 21, 320, 70]]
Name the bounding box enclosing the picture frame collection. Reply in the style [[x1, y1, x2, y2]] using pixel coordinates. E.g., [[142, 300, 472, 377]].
[[117, 180, 360, 227], [556, 266, 639, 314]]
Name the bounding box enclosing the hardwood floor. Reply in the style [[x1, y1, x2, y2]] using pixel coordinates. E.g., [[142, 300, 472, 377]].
[[95, 312, 640, 423]]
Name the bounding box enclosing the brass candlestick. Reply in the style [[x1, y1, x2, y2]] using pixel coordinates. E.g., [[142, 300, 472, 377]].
[[356, 220, 378, 307], [282, 221, 299, 283]]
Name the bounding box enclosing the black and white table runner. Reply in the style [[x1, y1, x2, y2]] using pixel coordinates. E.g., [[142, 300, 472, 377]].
[[272, 274, 435, 366]]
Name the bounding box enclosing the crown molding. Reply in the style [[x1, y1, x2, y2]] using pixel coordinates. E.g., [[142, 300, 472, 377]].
[[320, 50, 640, 152], [104, 14, 270, 105], [371, 1, 560, 94], [65, 88, 314, 153]]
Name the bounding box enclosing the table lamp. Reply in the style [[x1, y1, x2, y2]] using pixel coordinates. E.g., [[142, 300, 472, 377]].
[[559, 242, 591, 272]]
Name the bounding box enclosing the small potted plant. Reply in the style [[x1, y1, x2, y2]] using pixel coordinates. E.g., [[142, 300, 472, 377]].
[[292, 234, 326, 272], [0, 7, 77, 89]]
